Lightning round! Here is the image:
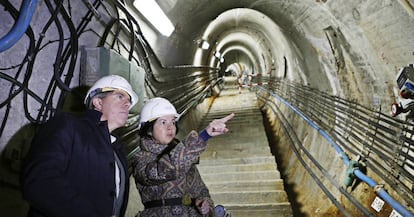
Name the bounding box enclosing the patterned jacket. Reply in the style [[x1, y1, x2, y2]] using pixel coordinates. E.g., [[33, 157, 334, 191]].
[[132, 130, 214, 217]]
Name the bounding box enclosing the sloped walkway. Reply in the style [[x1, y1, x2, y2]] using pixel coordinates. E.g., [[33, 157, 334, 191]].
[[197, 87, 293, 217]]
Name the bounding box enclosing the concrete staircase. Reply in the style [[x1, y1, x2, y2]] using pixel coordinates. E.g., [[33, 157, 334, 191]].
[[197, 87, 293, 217]]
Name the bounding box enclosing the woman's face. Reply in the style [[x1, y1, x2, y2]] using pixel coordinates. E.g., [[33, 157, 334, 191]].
[[152, 114, 177, 145]]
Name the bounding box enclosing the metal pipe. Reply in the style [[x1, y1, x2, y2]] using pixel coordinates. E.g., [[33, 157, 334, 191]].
[[0, 0, 38, 52]]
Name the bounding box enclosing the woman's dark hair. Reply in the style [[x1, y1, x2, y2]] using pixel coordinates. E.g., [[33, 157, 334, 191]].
[[138, 120, 155, 138]]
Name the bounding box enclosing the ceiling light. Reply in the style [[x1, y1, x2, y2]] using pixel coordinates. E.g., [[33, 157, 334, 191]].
[[200, 40, 210, 50], [215, 51, 221, 58], [133, 0, 174, 37]]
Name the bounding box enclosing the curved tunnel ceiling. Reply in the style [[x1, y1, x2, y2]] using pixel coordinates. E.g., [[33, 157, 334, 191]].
[[214, 31, 265, 75], [193, 8, 294, 78], [208, 33, 259, 75], [148, 0, 336, 88], [221, 45, 255, 71]]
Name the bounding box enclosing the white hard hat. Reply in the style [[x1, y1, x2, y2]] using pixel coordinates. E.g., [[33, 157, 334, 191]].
[[84, 75, 138, 108], [139, 97, 179, 127]]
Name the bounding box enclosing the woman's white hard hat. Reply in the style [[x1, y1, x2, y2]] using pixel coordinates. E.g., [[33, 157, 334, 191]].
[[84, 75, 138, 108], [139, 97, 179, 128]]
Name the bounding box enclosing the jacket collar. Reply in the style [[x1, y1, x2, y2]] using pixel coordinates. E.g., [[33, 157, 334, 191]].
[[85, 109, 104, 123], [86, 109, 124, 145]]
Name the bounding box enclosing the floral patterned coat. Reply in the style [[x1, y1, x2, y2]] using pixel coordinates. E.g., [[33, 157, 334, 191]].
[[132, 130, 215, 217]]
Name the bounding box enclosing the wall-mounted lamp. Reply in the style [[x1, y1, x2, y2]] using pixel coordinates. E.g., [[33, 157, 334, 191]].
[[199, 40, 210, 50], [214, 51, 221, 58]]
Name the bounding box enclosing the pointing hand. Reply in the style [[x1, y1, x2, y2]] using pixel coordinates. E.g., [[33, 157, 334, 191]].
[[205, 113, 235, 137]]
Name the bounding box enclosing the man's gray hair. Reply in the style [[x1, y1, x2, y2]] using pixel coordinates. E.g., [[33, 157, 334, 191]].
[[86, 91, 113, 109]]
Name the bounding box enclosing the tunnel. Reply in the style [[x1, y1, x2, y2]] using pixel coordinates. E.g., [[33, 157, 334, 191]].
[[1, 0, 414, 216]]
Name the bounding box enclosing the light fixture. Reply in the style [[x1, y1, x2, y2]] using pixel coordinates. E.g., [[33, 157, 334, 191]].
[[133, 0, 174, 37], [214, 51, 221, 58], [200, 40, 210, 50]]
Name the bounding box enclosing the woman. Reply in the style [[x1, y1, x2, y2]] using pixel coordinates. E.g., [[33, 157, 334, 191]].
[[131, 97, 234, 217]]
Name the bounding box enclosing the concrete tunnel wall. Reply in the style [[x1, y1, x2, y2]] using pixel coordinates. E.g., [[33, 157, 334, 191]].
[[152, 1, 414, 215], [1, 0, 414, 216]]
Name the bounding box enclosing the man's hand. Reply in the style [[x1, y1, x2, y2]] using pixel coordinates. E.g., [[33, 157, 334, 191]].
[[205, 113, 235, 137]]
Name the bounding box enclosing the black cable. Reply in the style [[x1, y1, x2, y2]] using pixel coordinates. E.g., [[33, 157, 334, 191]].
[[52, 0, 79, 111], [266, 79, 414, 207], [256, 91, 361, 217]]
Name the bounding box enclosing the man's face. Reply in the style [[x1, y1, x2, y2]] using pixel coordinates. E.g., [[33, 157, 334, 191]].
[[97, 90, 131, 132], [152, 115, 177, 145]]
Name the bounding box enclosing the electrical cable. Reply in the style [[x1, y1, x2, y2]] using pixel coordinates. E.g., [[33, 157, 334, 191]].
[[268, 79, 414, 202], [256, 91, 359, 217], [257, 84, 414, 216], [0, 0, 38, 52]]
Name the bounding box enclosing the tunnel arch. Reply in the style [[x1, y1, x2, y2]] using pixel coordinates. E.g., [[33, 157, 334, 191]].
[[220, 48, 255, 77], [212, 31, 266, 76], [193, 8, 308, 83]]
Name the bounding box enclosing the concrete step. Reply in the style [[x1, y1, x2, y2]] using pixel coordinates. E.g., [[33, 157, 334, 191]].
[[207, 141, 268, 149], [211, 190, 289, 204], [202, 113, 262, 123], [210, 136, 267, 144], [197, 162, 277, 173], [223, 124, 265, 130], [199, 156, 276, 166], [197, 88, 293, 217], [202, 112, 261, 121], [224, 203, 293, 217], [206, 179, 285, 192], [201, 119, 264, 130], [201, 147, 271, 158], [209, 128, 266, 136], [200, 170, 280, 183], [208, 136, 268, 144]]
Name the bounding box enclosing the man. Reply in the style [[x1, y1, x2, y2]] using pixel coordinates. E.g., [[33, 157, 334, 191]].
[[22, 75, 138, 217]]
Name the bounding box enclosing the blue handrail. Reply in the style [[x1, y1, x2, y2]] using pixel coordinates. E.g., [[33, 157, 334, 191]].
[[0, 0, 38, 52], [258, 86, 414, 217]]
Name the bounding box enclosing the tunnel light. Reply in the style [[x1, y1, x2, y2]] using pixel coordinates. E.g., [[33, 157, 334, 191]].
[[133, 0, 174, 37], [214, 51, 221, 58], [200, 40, 210, 50]]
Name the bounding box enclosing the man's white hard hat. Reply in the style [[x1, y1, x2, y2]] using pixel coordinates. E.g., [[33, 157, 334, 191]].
[[84, 75, 138, 108], [139, 97, 179, 128]]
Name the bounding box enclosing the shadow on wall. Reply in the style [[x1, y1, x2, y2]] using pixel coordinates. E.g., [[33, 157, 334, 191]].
[[260, 108, 307, 217], [0, 85, 89, 217], [0, 123, 35, 217]]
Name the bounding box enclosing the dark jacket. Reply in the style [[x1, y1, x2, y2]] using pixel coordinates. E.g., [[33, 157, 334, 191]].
[[23, 109, 129, 217]]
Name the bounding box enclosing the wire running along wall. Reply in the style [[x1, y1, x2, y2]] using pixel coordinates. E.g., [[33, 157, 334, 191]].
[[0, 0, 218, 140], [257, 79, 414, 211]]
